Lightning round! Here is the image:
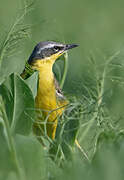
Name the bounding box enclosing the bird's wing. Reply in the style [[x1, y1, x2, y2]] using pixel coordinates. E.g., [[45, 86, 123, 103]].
[[54, 77, 66, 100], [20, 63, 35, 79], [54, 77, 69, 108]]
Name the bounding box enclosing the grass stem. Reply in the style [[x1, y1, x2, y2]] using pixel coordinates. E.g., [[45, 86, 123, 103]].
[[60, 52, 68, 89]]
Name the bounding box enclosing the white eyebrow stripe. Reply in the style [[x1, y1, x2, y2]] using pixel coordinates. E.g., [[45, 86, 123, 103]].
[[37, 43, 64, 54], [37, 44, 55, 54]]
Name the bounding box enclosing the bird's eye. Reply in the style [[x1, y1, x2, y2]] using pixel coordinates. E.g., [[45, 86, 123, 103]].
[[54, 46, 59, 51], [54, 46, 63, 52]]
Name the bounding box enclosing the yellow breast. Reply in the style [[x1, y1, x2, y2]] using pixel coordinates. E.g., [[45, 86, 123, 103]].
[[32, 59, 60, 139]]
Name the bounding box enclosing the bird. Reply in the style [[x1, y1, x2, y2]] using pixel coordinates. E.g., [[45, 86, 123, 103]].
[[21, 41, 78, 142]]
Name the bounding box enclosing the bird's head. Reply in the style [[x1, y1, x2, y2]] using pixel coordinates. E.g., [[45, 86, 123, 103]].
[[28, 41, 78, 68]]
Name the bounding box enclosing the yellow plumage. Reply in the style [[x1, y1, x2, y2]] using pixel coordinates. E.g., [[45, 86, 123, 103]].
[[31, 55, 68, 140]]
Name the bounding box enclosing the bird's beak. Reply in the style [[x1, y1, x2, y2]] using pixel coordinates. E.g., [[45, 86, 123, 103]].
[[64, 44, 79, 51], [57, 43, 79, 57]]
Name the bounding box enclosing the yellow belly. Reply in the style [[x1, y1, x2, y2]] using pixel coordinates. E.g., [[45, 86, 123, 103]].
[[32, 60, 68, 140], [33, 65, 60, 140]]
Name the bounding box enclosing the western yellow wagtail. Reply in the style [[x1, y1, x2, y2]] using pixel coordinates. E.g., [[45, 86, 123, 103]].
[[22, 41, 78, 141]]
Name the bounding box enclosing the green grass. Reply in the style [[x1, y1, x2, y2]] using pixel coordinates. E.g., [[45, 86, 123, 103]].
[[0, 0, 124, 180]]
